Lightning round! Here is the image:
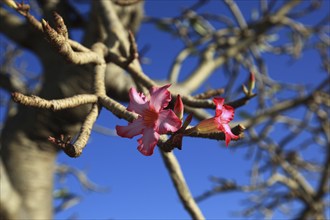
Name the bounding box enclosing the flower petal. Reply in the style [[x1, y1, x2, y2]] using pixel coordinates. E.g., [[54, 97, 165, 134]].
[[157, 110, 182, 134], [137, 128, 160, 156], [213, 97, 235, 123], [221, 124, 239, 146], [116, 117, 144, 138], [127, 87, 148, 115], [150, 84, 171, 112], [213, 97, 225, 117], [221, 105, 235, 123]]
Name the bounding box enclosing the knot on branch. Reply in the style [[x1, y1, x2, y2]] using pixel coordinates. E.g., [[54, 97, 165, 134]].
[[49, 135, 81, 158]]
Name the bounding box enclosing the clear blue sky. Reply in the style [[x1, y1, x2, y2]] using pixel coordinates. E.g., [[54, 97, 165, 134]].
[[0, 1, 328, 219]]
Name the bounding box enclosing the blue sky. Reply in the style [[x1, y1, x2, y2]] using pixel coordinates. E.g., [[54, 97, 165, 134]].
[[1, 0, 329, 219]]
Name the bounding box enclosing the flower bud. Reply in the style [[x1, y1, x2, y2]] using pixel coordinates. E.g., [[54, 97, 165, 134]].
[[248, 71, 255, 92], [174, 95, 184, 120]]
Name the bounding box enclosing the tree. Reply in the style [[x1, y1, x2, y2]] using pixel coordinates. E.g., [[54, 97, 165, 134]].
[[0, 0, 329, 219]]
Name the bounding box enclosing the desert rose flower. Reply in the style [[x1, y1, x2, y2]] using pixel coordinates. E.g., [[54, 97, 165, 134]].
[[116, 85, 182, 156], [195, 97, 238, 146]]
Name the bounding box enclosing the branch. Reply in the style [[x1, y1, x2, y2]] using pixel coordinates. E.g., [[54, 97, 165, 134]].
[[55, 164, 108, 192], [160, 151, 205, 220], [113, 0, 143, 7], [6, 5, 110, 157], [51, 104, 99, 157], [0, 7, 32, 49], [41, 18, 103, 65], [179, 0, 302, 93], [12, 93, 98, 110], [105, 49, 156, 88], [185, 124, 244, 140], [224, 0, 247, 28], [97, 0, 130, 56], [99, 95, 137, 122], [0, 71, 26, 93], [241, 77, 329, 129], [106, 42, 255, 110], [195, 173, 298, 203], [0, 45, 28, 93], [296, 99, 330, 219]]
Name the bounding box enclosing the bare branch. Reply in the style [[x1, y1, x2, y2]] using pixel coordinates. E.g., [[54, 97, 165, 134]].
[[180, 0, 302, 93], [99, 95, 137, 122], [41, 19, 103, 65], [224, 0, 247, 28], [55, 164, 108, 192], [0, 71, 26, 93], [160, 151, 205, 220], [58, 104, 99, 157], [12, 93, 98, 110]]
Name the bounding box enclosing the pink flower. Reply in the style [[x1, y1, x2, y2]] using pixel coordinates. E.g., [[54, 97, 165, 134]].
[[116, 85, 182, 156], [195, 97, 238, 146]]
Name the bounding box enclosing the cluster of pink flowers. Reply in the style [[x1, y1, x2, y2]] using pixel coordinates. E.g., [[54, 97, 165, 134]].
[[116, 84, 238, 156]]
